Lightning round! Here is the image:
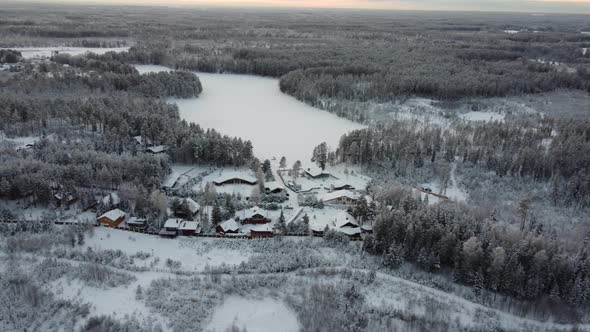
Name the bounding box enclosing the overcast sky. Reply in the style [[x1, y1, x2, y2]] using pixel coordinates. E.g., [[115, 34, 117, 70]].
[[35, 0, 590, 14]]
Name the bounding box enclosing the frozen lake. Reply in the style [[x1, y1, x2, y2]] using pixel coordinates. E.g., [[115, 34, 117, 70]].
[[136, 65, 364, 163], [4, 46, 130, 59]]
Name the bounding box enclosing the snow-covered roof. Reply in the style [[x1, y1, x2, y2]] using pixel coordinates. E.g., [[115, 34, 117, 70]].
[[98, 209, 126, 221], [333, 211, 358, 228], [264, 181, 284, 192], [127, 217, 146, 226], [147, 145, 168, 154], [213, 171, 257, 185], [184, 198, 200, 214], [218, 218, 240, 232], [305, 165, 332, 178], [361, 223, 373, 231], [249, 224, 273, 233], [179, 221, 200, 231], [331, 181, 356, 190], [337, 226, 361, 236], [322, 190, 359, 202], [164, 218, 183, 229], [240, 206, 268, 219]]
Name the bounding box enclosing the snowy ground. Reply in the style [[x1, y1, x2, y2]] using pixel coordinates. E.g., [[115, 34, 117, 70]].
[[87, 227, 251, 272], [420, 163, 468, 204], [4, 47, 130, 59], [460, 111, 505, 122], [135, 64, 365, 162], [205, 296, 300, 332]]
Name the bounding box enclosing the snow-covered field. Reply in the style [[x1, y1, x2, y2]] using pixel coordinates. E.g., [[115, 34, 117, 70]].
[[205, 296, 300, 332], [135, 65, 365, 162], [460, 111, 505, 122], [4, 46, 130, 59], [87, 227, 251, 272]]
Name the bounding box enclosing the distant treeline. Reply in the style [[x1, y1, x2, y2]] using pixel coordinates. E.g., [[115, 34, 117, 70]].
[[1, 58, 202, 99]]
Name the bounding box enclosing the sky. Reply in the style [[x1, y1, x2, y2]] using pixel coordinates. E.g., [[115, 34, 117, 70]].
[[34, 0, 590, 14]]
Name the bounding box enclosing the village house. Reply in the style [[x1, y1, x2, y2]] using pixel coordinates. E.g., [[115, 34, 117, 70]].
[[330, 181, 356, 191], [174, 197, 201, 219], [249, 224, 274, 238], [333, 211, 359, 228], [305, 166, 336, 180], [213, 171, 257, 186], [322, 190, 360, 206], [126, 217, 147, 231], [264, 181, 288, 195], [97, 209, 126, 227], [179, 221, 201, 236], [333, 211, 361, 238], [216, 218, 240, 234], [146, 145, 169, 154], [238, 206, 271, 224], [159, 218, 183, 238]]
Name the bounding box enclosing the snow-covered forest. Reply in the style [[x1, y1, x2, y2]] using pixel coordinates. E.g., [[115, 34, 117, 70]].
[[0, 3, 589, 332]]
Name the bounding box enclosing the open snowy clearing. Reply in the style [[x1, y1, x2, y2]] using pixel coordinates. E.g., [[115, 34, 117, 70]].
[[205, 296, 300, 332], [460, 111, 505, 122], [4, 46, 130, 59], [87, 227, 251, 272], [135, 64, 365, 162]]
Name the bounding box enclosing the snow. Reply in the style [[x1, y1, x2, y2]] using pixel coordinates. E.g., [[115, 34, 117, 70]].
[[504, 30, 520, 34], [183, 198, 200, 214], [238, 206, 269, 220], [98, 209, 126, 221], [322, 189, 359, 202], [4, 47, 130, 59], [135, 65, 365, 162], [218, 218, 241, 233], [51, 272, 169, 330], [212, 170, 257, 185], [460, 111, 505, 122], [333, 211, 358, 228], [163, 218, 183, 229], [0, 134, 40, 150], [86, 227, 251, 272], [205, 296, 300, 332]]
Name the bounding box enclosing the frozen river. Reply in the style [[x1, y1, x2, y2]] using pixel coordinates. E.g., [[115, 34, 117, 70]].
[[136, 65, 364, 163]]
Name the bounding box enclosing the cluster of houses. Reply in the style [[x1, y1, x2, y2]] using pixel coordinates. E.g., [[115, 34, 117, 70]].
[[92, 163, 373, 239], [95, 202, 277, 238]]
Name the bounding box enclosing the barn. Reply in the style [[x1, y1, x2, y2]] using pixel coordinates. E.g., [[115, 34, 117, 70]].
[[97, 209, 126, 227]]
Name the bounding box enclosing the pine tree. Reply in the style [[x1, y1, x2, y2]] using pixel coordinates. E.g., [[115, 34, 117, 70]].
[[279, 156, 287, 169], [311, 142, 328, 170], [383, 243, 403, 269], [212, 205, 222, 225]]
